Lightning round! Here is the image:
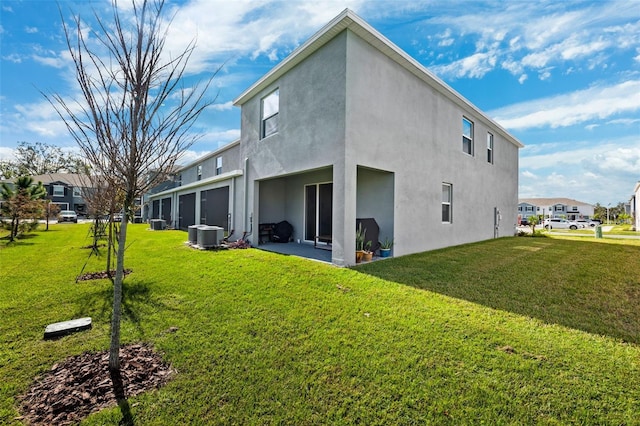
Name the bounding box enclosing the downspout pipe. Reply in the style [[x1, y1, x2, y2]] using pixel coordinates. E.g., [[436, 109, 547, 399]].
[[244, 157, 252, 238]]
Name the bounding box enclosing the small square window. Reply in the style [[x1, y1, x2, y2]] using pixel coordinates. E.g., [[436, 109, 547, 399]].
[[73, 187, 82, 197]]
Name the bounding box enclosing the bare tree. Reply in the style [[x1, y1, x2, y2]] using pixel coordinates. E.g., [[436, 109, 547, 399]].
[[0, 141, 89, 179], [46, 0, 216, 374]]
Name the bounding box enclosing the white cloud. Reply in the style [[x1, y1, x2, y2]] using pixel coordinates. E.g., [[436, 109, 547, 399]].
[[0, 146, 17, 162], [490, 80, 640, 130], [210, 101, 234, 111], [518, 136, 639, 204], [518, 74, 528, 84], [162, 0, 367, 76], [25, 26, 38, 34], [432, 51, 497, 79], [423, 0, 639, 81]]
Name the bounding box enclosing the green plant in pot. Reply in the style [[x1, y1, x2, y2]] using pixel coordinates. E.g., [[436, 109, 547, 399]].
[[363, 240, 373, 262], [355, 223, 366, 263], [379, 237, 393, 258]]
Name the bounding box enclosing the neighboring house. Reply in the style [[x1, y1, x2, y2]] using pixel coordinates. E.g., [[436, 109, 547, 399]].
[[518, 198, 595, 223], [30, 173, 91, 216], [148, 9, 522, 266]]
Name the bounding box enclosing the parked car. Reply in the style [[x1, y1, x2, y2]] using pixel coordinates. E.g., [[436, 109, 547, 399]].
[[519, 218, 530, 226], [543, 218, 578, 230], [576, 219, 599, 228], [58, 210, 78, 223]]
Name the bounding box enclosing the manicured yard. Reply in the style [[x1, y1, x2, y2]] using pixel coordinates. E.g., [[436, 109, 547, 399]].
[[1, 224, 639, 424]]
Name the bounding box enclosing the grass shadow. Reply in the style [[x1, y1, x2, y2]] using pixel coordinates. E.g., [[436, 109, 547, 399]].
[[353, 237, 640, 344], [73, 278, 177, 339]]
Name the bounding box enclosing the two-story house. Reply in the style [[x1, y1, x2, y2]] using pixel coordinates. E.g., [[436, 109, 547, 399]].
[[518, 198, 595, 223], [31, 173, 91, 216], [148, 9, 522, 266]]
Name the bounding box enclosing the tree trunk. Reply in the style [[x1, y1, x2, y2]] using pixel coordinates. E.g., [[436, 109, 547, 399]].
[[108, 216, 128, 373]]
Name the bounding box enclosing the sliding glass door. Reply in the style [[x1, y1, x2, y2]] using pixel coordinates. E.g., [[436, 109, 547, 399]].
[[304, 183, 332, 241]]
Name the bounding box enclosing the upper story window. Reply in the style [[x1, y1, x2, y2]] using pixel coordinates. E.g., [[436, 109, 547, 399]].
[[197, 165, 202, 181], [487, 132, 494, 163], [53, 185, 65, 197], [462, 117, 473, 155], [216, 156, 223, 175], [73, 187, 82, 197], [554, 205, 564, 212], [261, 89, 279, 139], [442, 183, 452, 223], [526, 206, 533, 212]]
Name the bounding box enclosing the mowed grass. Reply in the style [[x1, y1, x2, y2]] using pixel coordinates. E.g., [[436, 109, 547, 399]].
[[1, 225, 639, 425]]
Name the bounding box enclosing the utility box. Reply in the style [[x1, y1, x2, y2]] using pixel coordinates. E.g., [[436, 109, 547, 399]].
[[594, 225, 603, 239], [197, 226, 224, 248], [150, 219, 166, 230], [188, 225, 202, 244]]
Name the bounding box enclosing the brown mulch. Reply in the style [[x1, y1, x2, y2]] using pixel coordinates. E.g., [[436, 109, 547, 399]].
[[76, 269, 132, 282], [18, 343, 175, 425]]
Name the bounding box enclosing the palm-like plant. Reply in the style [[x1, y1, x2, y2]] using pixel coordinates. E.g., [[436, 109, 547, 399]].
[[1, 176, 47, 241]]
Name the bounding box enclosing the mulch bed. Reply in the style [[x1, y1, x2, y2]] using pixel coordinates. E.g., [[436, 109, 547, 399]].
[[18, 343, 175, 425], [76, 269, 132, 282]]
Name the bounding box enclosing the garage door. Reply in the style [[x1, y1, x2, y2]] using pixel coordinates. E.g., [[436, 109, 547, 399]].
[[161, 197, 171, 225], [200, 187, 229, 230], [179, 192, 196, 231]]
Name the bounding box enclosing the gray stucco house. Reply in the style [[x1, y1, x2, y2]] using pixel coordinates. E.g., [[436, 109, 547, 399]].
[[148, 9, 522, 266]]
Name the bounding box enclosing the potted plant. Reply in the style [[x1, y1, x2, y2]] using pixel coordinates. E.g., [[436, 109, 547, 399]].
[[379, 237, 393, 258], [362, 240, 373, 262], [355, 223, 366, 263]]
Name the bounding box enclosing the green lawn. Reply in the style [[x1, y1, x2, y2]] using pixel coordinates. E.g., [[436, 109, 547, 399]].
[[1, 224, 639, 424]]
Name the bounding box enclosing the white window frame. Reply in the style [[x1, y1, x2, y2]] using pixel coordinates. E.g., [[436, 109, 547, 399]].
[[462, 117, 473, 155], [487, 132, 493, 164], [216, 156, 223, 175], [53, 185, 65, 197], [261, 89, 279, 139], [442, 183, 452, 223], [197, 165, 202, 181]]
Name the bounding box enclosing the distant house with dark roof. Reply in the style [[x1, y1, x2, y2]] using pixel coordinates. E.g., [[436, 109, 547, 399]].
[[30, 174, 92, 215], [518, 198, 595, 223]]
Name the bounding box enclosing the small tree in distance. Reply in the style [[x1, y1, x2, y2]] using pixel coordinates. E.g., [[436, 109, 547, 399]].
[[46, 0, 217, 376], [527, 215, 538, 236], [0, 176, 47, 241]]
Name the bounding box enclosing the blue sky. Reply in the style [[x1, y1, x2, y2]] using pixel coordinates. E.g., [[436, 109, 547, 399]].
[[1, 0, 638, 205]]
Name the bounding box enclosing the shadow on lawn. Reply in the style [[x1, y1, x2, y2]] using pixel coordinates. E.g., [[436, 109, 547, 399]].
[[354, 238, 640, 345], [74, 279, 173, 340]]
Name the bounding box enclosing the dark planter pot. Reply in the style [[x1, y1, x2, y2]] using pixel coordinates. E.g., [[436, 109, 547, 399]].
[[379, 248, 391, 258]]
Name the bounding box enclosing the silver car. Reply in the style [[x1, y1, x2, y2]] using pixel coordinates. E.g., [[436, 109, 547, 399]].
[[543, 218, 578, 230], [58, 210, 78, 223]]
